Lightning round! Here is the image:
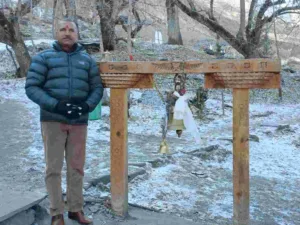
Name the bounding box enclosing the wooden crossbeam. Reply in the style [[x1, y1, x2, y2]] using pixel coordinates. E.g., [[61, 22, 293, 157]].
[[205, 72, 280, 89], [101, 73, 153, 89], [99, 59, 281, 74]]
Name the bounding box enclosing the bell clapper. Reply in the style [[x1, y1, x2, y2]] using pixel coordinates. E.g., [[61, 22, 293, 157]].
[[176, 130, 183, 137]]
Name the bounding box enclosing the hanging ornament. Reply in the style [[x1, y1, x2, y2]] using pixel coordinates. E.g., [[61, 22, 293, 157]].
[[173, 90, 201, 144], [166, 73, 187, 137]]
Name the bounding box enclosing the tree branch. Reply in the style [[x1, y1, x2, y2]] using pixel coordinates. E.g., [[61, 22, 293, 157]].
[[6, 44, 18, 70], [131, 6, 143, 38], [256, 0, 285, 22], [19, 0, 43, 17], [251, 4, 300, 45], [266, 6, 300, 22], [237, 0, 246, 40], [116, 37, 134, 46], [0, 11, 15, 45], [174, 0, 247, 56], [186, 0, 196, 11], [248, 0, 258, 23], [96, 0, 110, 18], [246, 0, 258, 39], [250, 0, 289, 45], [209, 0, 216, 20], [118, 10, 143, 38]]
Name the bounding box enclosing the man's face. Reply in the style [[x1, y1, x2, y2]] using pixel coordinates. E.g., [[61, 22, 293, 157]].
[[56, 21, 78, 47]]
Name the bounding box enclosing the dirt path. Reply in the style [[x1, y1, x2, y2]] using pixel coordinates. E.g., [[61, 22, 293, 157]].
[[0, 98, 45, 193]]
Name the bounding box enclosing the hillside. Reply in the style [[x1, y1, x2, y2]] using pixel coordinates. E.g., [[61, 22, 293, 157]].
[[14, 0, 299, 70]]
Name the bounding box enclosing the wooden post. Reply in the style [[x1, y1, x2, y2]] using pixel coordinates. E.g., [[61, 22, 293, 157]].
[[233, 89, 249, 225], [110, 89, 128, 217]]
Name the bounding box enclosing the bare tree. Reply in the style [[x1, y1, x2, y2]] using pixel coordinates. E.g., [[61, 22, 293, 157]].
[[96, 0, 124, 50], [166, 0, 183, 45], [96, 0, 142, 51], [0, 0, 43, 77], [116, 3, 144, 39], [173, 0, 300, 58]]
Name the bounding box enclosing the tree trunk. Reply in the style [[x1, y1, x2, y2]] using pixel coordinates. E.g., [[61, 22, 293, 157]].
[[101, 17, 116, 51], [166, 0, 183, 45], [12, 12, 31, 77], [0, 0, 43, 77], [99, 17, 105, 53], [64, 0, 80, 39], [53, 0, 64, 38], [127, 0, 132, 57], [12, 39, 31, 78], [0, 13, 30, 77], [96, 0, 130, 51], [244, 44, 260, 58]]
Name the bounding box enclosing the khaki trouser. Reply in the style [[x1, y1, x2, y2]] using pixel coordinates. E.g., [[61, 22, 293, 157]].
[[41, 122, 87, 216]]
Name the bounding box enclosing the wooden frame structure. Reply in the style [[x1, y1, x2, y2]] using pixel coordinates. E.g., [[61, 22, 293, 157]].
[[98, 59, 281, 224]]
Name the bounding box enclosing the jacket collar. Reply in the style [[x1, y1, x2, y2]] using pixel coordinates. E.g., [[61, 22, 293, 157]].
[[53, 41, 84, 53]]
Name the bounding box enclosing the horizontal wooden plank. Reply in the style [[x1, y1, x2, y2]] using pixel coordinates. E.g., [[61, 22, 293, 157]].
[[204, 73, 281, 89], [101, 74, 153, 89], [98, 59, 281, 74]]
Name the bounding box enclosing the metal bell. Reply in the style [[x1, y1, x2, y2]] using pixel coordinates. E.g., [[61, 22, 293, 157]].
[[159, 139, 170, 154], [167, 112, 185, 137]]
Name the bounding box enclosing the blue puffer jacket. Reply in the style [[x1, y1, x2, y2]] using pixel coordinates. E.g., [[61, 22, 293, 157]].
[[25, 41, 103, 124]]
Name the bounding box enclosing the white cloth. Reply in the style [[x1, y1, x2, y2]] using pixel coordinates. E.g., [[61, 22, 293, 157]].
[[173, 91, 200, 144]]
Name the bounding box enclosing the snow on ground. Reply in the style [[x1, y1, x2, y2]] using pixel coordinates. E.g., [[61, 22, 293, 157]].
[[1, 78, 300, 224], [203, 100, 300, 180], [0, 39, 55, 52]]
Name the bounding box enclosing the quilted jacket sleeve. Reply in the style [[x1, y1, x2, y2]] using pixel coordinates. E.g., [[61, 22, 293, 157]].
[[85, 58, 103, 112], [25, 54, 59, 112]]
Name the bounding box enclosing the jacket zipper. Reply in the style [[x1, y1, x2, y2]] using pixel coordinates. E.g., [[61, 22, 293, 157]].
[[68, 53, 75, 124], [68, 53, 72, 98]]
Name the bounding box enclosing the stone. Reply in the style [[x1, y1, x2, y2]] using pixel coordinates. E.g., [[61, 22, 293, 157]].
[[1, 209, 35, 225], [249, 134, 260, 142], [276, 125, 295, 134], [189, 145, 231, 162], [0, 190, 46, 223], [251, 111, 274, 118], [292, 138, 300, 148], [89, 204, 101, 213]]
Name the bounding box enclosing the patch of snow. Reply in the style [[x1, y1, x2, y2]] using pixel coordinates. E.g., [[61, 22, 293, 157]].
[[208, 193, 232, 219], [129, 164, 198, 212], [0, 39, 55, 52]]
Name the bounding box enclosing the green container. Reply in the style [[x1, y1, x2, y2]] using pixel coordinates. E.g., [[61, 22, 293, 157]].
[[88, 101, 102, 120]]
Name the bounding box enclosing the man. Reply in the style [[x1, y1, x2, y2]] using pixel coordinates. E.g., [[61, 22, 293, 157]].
[[25, 18, 103, 225]]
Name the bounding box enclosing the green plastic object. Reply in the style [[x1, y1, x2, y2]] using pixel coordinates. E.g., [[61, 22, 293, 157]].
[[88, 101, 102, 120]]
